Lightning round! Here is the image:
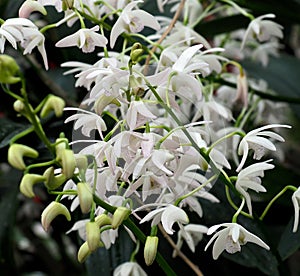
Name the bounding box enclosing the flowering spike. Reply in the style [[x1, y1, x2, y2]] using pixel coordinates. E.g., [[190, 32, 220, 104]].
[[0, 55, 21, 84], [40, 95, 66, 118], [8, 143, 39, 170], [86, 221, 100, 252], [111, 207, 131, 229], [144, 236, 158, 266], [20, 173, 45, 198], [77, 182, 93, 214], [43, 166, 67, 190], [41, 201, 71, 232]]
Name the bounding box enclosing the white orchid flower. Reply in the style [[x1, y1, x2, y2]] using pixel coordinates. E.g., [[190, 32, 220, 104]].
[[140, 204, 189, 235], [292, 187, 300, 232], [126, 101, 157, 131], [56, 26, 108, 53], [205, 223, 270, 260], [110, 0, 160, 48], [113, 262, 147, 276], [64, 107, 107, 139], [236, 160, 274, 215], [0, 18, 48, 69], [173, 224, 208, 257], [236, 124, 291, 172], [241, 14, 283, 50]]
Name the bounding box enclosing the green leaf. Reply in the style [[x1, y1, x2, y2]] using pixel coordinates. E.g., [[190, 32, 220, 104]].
[[0, 118, 30, 149], [242, 55, 300, 117], [278, 218, 300, 260]]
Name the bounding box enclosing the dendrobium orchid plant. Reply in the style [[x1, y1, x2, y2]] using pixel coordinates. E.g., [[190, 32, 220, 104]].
[[1, 0, 299, 275]]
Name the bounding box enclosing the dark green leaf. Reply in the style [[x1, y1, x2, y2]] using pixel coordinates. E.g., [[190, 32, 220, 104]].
[[242, 55, 300, 117], [278, 217, 300, 260], [0, 118, 31, 148]]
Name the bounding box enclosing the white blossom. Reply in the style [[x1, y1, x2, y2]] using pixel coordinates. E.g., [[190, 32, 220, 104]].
[[110, 0, 160, 48], [236, 124, 291, 172], [292, 187, 300, 232], [236, 160, 274, 215], [113, 262, 147, 276], [241, 14, 283, 49], [205, 223, 270, 260], [55, 26, 108, 53], [140, 204, 189, 234]]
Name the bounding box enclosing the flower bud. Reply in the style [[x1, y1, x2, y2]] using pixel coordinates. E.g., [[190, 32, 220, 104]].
[[0, 54, 21, 84], [86, 221, 100, 252], [19, 0, 47, 18], [144, 236, 159, 266], [20, 173, 45, 198], [75, 154, 88, 174], [77, 241, 91, 263], [111, 207, 131, 229], [77, 182, 93, 214], [8, 143, 39, 170], [40, 95, 65, 118], [41, 201, 71, 232], [43, 166, 67, 190], [95, 214, 112, 228], [13, 100, 25, 113], [60, 149, 76, 179], [77, 240, 103, 263], [130, 43, 143, 64], [55, 137, 68, 159]]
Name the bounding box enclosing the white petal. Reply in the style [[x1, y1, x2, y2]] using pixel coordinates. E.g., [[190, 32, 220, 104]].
[[161, 205, 189, 234]]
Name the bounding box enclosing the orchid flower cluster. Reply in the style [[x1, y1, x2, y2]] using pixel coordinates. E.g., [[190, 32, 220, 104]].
[[1, 0, 299, 274]]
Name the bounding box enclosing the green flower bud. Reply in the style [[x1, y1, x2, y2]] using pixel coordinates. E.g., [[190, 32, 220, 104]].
[[41, 201, 71, 232], [77, 241, 91, 263], [77, 182, 93, 214], [77, 240, 103, 263], [75, 154, 88, 174], [43, 166, 67, 190], [0, 54, 21, 84], [13, 100, 25, 113], [59, 149, 76, 179], [8, 143, 39, 170], [111, 207, 131, 229], [55, 137, 68, 159], [86, 221, 100, 252], [40, 95, 65, 118], [144, 236, 159, 266], [95, 214, 112, 228], [130, 43, 143, 64], [20, 173, 45, 198]]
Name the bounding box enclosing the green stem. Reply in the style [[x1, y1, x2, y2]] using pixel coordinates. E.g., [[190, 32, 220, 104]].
[[25, 159, 57, 173], [174, 175, 218, 206], [232, 198, 245, 223], [259, 185, 297, 220], [206, 130, 245, 154], [225, 186, 252, 219], [9, 126, 35, 145]]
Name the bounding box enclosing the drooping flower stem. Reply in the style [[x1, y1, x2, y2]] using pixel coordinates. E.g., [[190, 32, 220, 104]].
[[259, 185, 297, 220], [232, 198, 245, 223]]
